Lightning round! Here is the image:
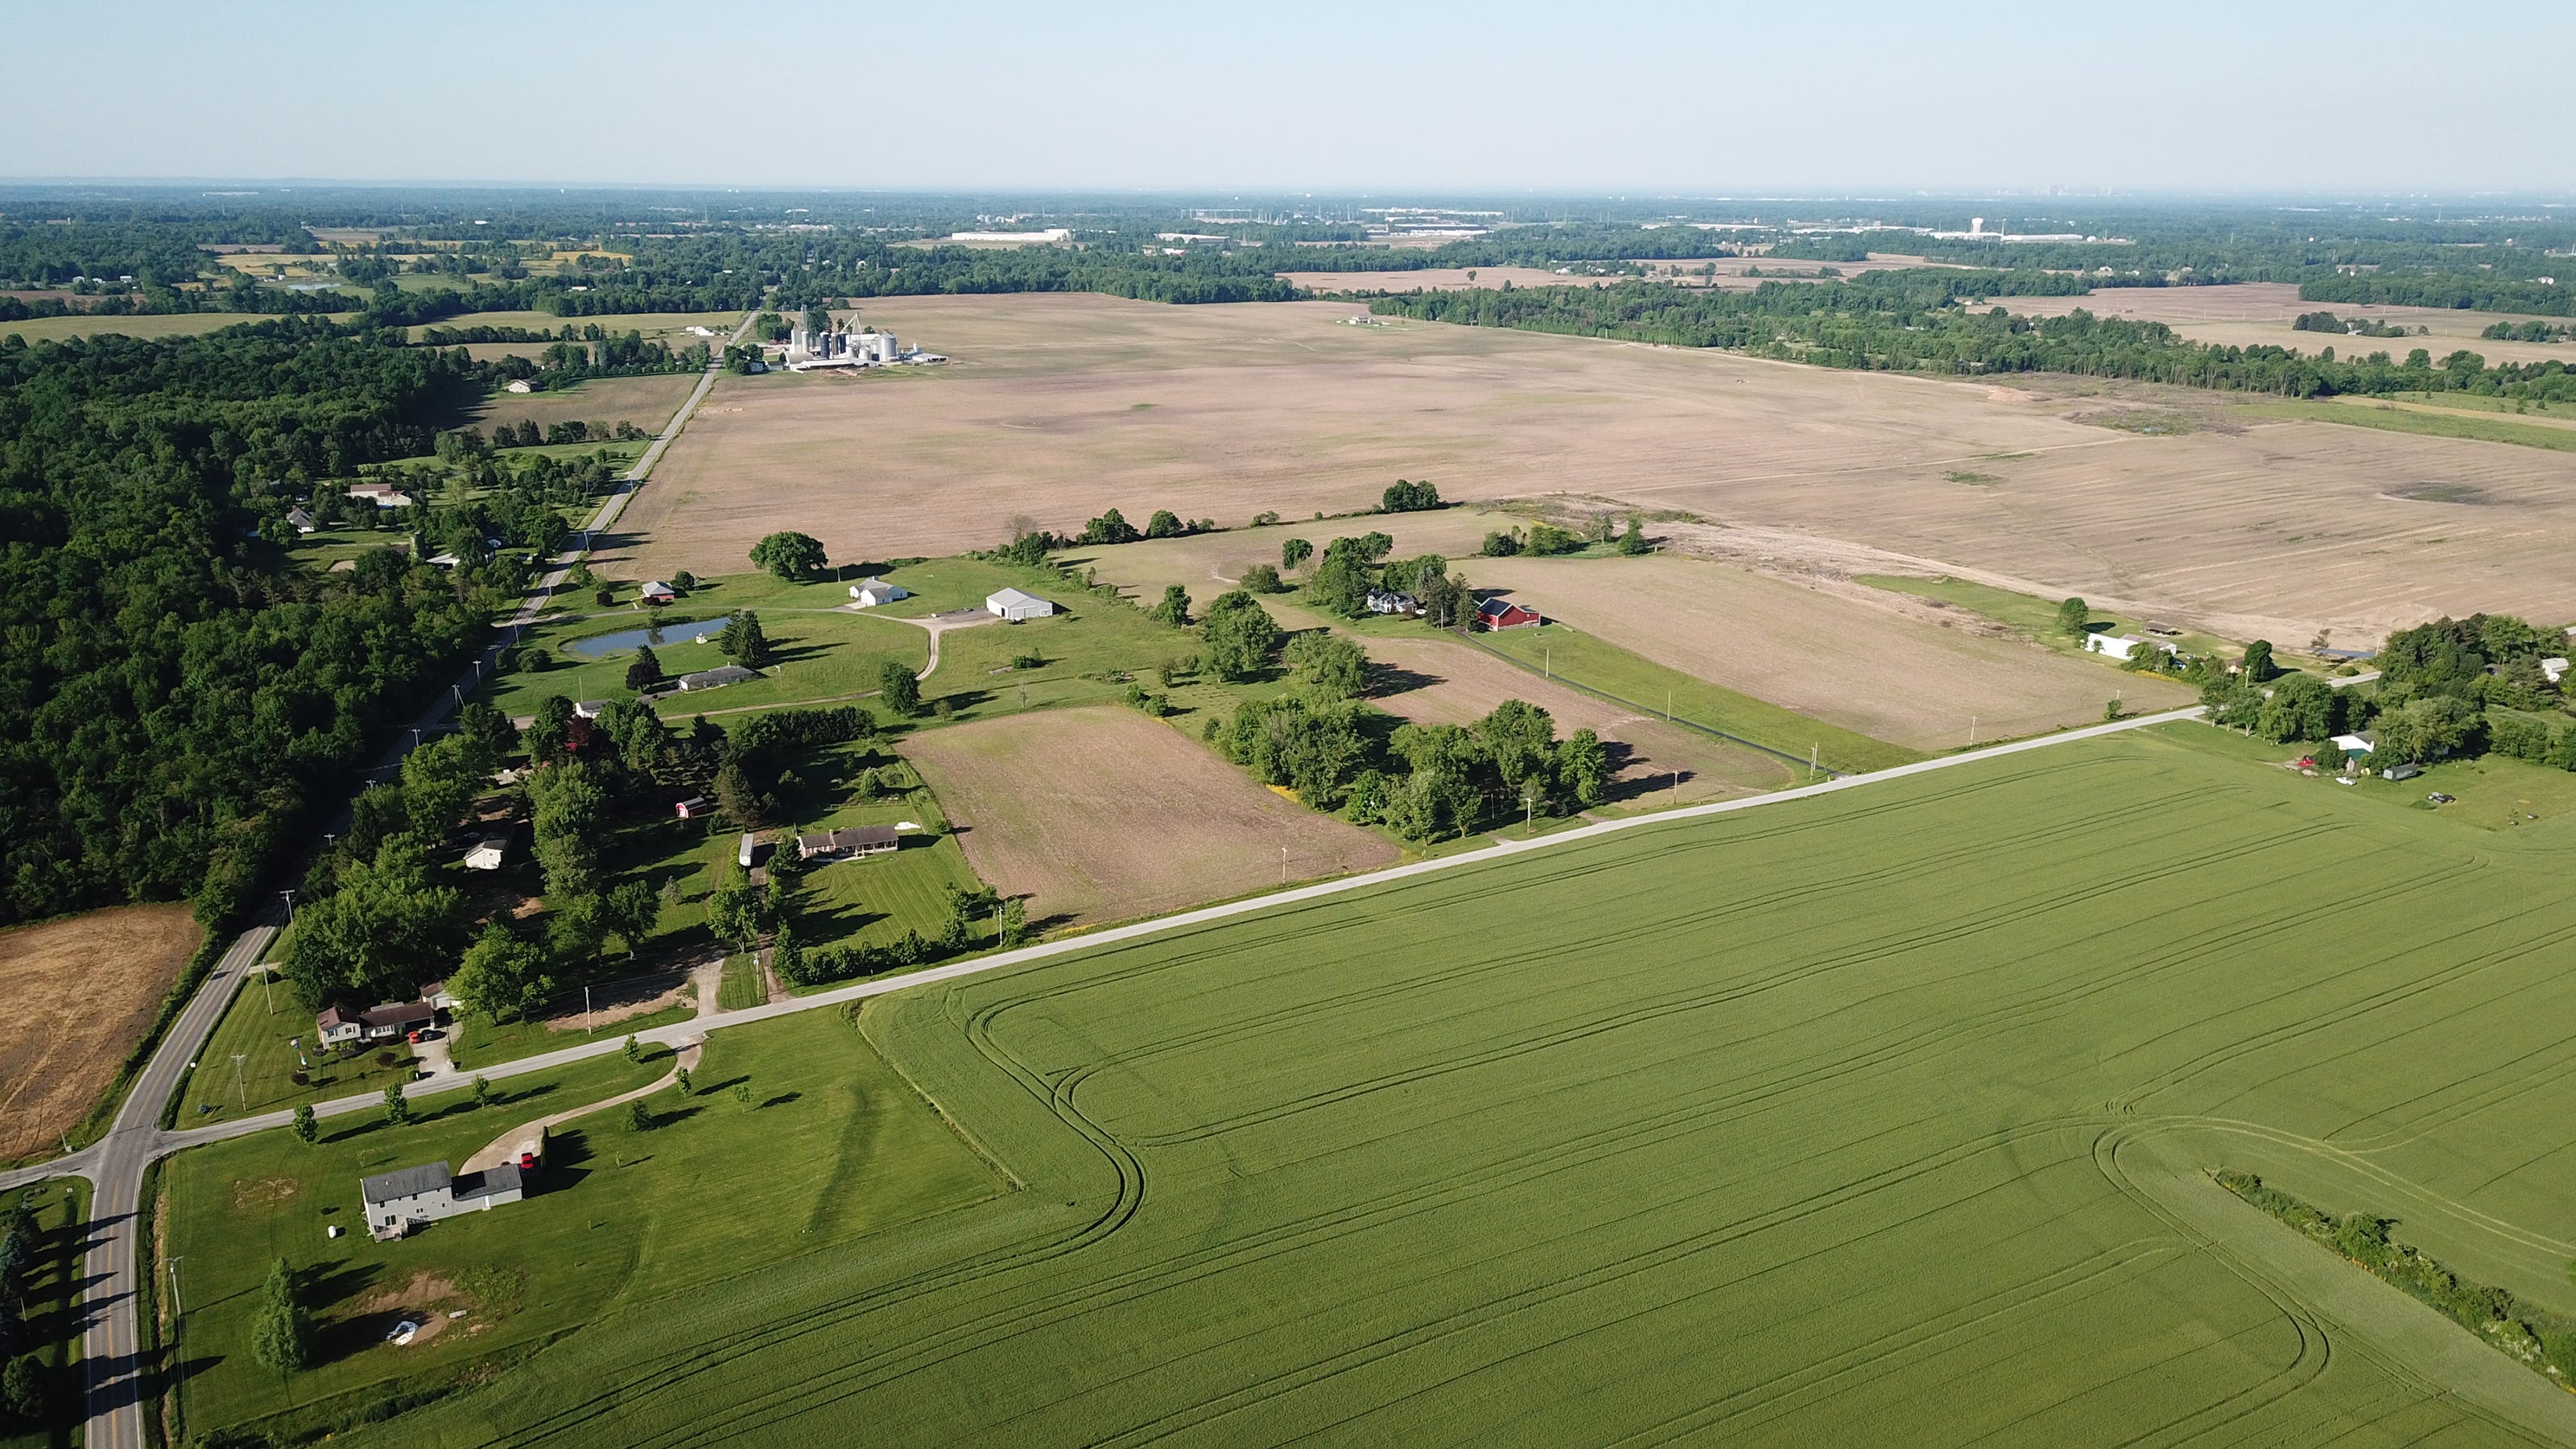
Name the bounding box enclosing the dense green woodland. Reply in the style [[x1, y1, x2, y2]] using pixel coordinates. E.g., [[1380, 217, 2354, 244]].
[[0, 323, 514, 927], [1372, 272, 2576, 402]]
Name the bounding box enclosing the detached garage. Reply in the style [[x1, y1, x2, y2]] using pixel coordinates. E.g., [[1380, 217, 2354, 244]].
[[987, 588, 1056, 621]]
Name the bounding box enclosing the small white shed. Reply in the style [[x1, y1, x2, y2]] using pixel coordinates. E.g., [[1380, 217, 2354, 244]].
[[848, 578, 911, 608], [986, 588, 1055, 621]]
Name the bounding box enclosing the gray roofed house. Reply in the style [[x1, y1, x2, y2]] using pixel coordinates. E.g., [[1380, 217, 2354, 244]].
[[360, 1159, 526, 1240], [678, 664, 758, 691], [285, 506, 316, 534]]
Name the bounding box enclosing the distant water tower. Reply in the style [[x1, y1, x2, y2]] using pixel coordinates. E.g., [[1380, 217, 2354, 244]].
[[1970, 217, 1985, 236]]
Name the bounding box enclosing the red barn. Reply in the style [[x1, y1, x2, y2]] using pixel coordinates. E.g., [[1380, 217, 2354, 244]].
[[1475, 597, 1542, 631]]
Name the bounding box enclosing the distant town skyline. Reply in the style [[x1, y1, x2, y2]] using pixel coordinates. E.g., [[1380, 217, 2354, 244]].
[[13, 0, 2574, 193]]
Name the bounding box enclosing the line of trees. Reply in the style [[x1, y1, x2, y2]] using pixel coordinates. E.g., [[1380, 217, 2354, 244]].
[[1368, 271, 2576, 403]]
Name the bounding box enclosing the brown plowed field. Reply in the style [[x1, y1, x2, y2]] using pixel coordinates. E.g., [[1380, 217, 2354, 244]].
[[1360, 636, 1791, 804], [611, 292, 2576, 649], [0, 903, 200, 1159], [470, 371, 697, 439], [1467, 555, 2195, 749], [902, 708, 1398, 931]]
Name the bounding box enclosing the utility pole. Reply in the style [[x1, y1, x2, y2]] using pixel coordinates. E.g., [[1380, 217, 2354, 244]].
[[585, 985, 594, 1035], [1970, 715, 1978, 746], [167, 1256, 186, 1356], [280, 888, 295, 922], [231, 1054, 248, 1111], [1544, 645, 1550, 679], [1810, 744, 1819, 781], [1281, 845, 1289, 884]]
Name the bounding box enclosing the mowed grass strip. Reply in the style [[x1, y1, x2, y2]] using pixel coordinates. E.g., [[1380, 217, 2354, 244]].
[[161, 1008, 999, 1444], [2246, 398, 2576, 453], [363, 726, 2576, 1447], [1472, 622, 1919, 774]]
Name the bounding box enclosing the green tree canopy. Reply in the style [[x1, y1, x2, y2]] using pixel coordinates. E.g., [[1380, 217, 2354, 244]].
[[1201, 592, 1284, 681], [749, 530, 828, 580]]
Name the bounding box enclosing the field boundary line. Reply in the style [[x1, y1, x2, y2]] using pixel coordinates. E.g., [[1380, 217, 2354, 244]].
[[138, 704, 2208, 1154], [1451, 628, 1858, 777]]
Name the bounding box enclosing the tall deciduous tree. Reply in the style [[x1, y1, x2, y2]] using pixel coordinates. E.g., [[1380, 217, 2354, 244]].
[[749, 530, 827, 580]]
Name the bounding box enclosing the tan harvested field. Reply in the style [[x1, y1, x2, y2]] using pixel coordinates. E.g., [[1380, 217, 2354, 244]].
[[469, 372, 698, 437], [1470, 554, 2193, 749], [2004, 282, 2576, 368], [0, 903, 199, 1160], [1362, 635, 1791, 803], [902, 707, 1399, 929], [614, 292, 2576, 648]]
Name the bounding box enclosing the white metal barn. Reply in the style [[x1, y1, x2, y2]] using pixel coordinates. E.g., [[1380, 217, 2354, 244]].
[[986, 588, 1056, 621]]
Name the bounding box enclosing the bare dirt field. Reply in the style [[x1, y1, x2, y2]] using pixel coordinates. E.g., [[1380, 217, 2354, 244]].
[[902, 707, 1398, 929], [2002, 283, 2576, 367], [1467, 554, 2192, 749], [613, 292, 2576, 648], [0, 903, 199, 1159], [469, 372, 697, 438], [1361, 635, 1791, 803]]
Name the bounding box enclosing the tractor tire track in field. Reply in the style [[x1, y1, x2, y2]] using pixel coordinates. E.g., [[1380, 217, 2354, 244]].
[[2087, 1121, 2576, 1447]]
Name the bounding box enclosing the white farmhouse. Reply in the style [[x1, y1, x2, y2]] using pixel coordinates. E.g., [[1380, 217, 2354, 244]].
[[361, 1161, 525, 1240]]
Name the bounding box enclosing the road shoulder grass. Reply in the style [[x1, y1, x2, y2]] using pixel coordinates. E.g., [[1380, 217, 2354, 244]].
[[161, 1005, 1000, 1446]]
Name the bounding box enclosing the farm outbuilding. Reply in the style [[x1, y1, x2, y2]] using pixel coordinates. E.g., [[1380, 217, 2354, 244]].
[[796, 824, 902, 861], [678, 664, 758, 691], [675, 796, 712, 819], [1475, 597, 1541, 631], [639, 580, 677, 605], [849, 578, 911, 608], [987, 588, 1056, 621]]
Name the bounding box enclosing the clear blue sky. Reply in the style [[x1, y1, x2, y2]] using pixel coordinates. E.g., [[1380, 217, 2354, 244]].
[[11, 0, 2570, 194]]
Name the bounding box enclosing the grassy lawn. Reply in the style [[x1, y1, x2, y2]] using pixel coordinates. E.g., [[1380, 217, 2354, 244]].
[[2174, 722, 2576, 832], [162, 1008, 1001, 1446], [181, 972, 423, 1129], [1472, 621, 1921, 774], [2247, 397, 2576, 453], [0, 1177, 90, 1449], [476, 604, 926, 720], [717, 953, 766, 1009], [446, 1000, 696, 1074], [365, 725, 2576, 1447], [768, 745, 984, 961]]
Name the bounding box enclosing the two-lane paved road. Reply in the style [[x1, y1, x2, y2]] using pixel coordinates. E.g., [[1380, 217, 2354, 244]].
[[42, 305, 757, 1449]]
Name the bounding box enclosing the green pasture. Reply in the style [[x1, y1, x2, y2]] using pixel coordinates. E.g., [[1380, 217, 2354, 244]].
[[447, 998, 695, 1074], [0, 1178, 90, 1449], [350, 722, 2576, 1447], [161, 1013, 998, 1445], [477, 605, 926, 720], [2249, 398, 2576, 453], [1471, 621, 1920, 773]]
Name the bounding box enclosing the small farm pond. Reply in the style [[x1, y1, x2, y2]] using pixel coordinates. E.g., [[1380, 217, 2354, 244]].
[[565, 617, 728, 658]]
